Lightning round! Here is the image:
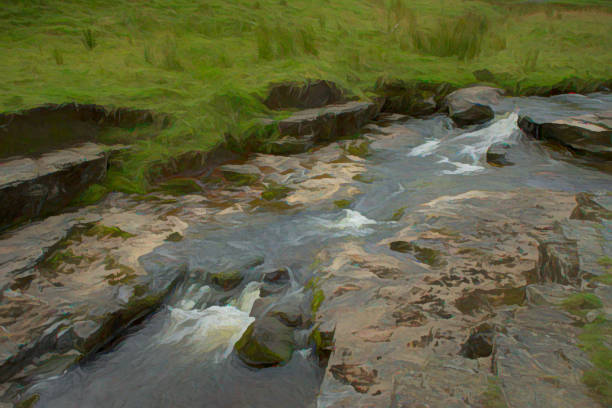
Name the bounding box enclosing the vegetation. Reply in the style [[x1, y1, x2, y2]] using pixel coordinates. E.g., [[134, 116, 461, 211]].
[[562, 293, 603, 317], [0, 0, 611, 193], [579, 316, 612, 405], [85, 224, 136, 240], [334, 199, 353, 209]]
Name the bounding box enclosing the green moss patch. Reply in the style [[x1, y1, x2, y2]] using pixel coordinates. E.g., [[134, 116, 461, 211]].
[[261, 183, 293, 201], [390, 206, 406, 221], [344, 140, 371, 158], [311, 288, 325, 315], [578, 316, 612, 406], [352, 173, 376, 184], [334, 199, 353, 209], [562, 293, 603, 317], [208, 270, 243, 291], [389, 240, 445, 267], [156, 178, 202, 196], [479, 378, 507, 408], [222, 171, 259, 186], [85, 224, 135, 240], [103, 255, 137, 285]]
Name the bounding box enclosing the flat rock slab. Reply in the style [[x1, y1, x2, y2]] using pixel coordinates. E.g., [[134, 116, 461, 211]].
[[314, 189, 603, 407], [277, 101, 379, 142], [518, 110, 612, 159], [0, 194, 188, 391], [0, 143, 116, 230]]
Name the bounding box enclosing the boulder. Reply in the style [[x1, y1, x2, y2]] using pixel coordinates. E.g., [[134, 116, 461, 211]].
[[486, 142, 514, 167], [263, 268, 290, 283], [374, 79, 456, 117], [444, 86, 503, 127], [234, 315, 295, 367], [459, 324, 495, 359], [518, 110, 612, 159], [0, 143, 116, 230], [264, 80, 349, 110], [277, 101, 379, 142]]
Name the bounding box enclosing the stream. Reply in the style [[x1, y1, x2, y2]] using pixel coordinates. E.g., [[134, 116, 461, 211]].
[[26, 92, 612, 407]]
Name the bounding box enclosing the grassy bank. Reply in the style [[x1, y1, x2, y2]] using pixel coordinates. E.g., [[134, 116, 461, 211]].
[[1, 0, 611, 194]]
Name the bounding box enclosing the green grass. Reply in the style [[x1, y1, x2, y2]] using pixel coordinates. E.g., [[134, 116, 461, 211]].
[[0, 0, 611, 193], [562, 293, 603, 317], [578, 316, 612, 406]]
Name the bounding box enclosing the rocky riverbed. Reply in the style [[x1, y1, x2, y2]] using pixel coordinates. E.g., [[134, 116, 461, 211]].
[[1, 89, 611, 407]]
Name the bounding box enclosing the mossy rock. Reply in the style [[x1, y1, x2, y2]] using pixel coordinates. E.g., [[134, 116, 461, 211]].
[[220, 165, 262, 186], [85, 224, 135, 240], [261, 183, 293, 201], [165, 232, 183, 242], [562, 293, 603, 317], [389, 206, 406, 221], [207, 270, 244, 291], [352, 173, 376, 184], [389, 240, 445, 267], [223, 172, 259, 186], [234, 317, 295, 367], [334, 199, 353, 209], [344, 140, 371, 158], [156, 177, 202, 196]]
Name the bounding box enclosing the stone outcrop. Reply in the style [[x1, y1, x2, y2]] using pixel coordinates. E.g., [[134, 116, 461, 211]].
[[264, 80, 349, 110], [314, 189, 606, 407], [373, 79, 456, 117], [0, 103, 163, 159], [0, 194, 189, 389], [443, 86, 503, 127], [518, 110, 612, 159], [277, 101, 380, 142], [0, 143, 120, 230]]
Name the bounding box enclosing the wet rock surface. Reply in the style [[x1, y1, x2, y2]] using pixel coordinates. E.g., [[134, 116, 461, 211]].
[[0, 144, 118, 230], [277, 101, 379, 142], [1, 90, 611, 408], [264, 80, 349, 110], [444, 86, 502, 127], [518, 110, 612, 159], [486, 142, 514, 166]]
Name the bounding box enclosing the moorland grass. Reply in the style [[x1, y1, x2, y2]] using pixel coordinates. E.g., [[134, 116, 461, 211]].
[[0, 0, 611, 195]]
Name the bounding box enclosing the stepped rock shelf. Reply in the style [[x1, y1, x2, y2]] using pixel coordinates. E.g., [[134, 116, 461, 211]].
[[0, 144, 120, 231], [0, 85, 611, 407]]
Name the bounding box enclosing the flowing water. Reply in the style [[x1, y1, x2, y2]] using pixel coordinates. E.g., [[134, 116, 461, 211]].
[[28, 93, 612, 407]]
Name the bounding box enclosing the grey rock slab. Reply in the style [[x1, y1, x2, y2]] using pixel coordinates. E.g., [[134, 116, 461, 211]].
[[278, 101, 379, 141], [0, 143, 113, 229], [518, 110, 612, 159]]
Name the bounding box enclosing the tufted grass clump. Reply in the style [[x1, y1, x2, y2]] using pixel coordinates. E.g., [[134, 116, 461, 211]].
[[81, 28, 97, 50], [407, 13, 490, 61]]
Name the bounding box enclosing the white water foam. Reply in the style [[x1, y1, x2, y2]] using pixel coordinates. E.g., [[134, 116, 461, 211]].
[[312, 209, 378, 236], [408, 113, 520, 176], [407, 139, 440, 157], [155, 283, 260, 360], [331, 209, 377, 235], [452, 112, 519, 161], [437, 156, 485, 175]]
